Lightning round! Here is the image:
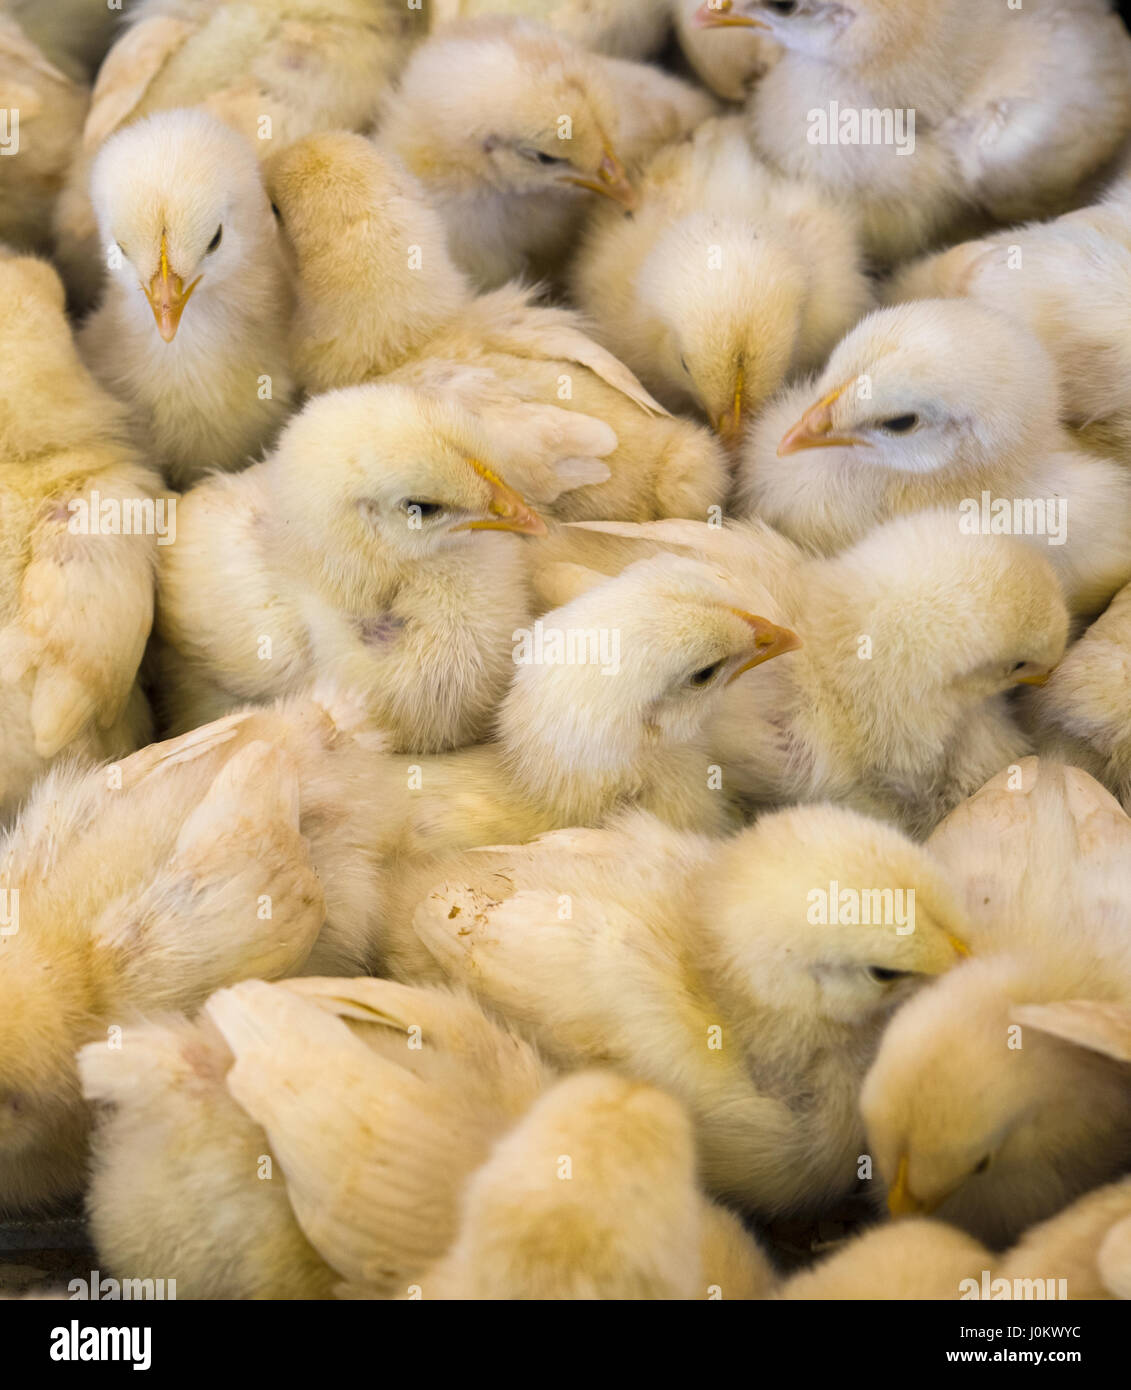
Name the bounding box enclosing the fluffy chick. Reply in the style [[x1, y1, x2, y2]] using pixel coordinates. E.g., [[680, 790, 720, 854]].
[[1025, 582, 1131, 811], [0, 17, 89, 253], [551, 511, 1067, 837], [153, 382, 582, 750], [777, 1220, 990, 1301], [673, 0, 781, 103], [410, 801, 970, 1215], [571, 115, 872, 443], [998, 1177, 1131, 1300], [78, 109, 295, 487], [79, 978, 552, 1298], [737, 299, 1131, 616], [0, 692, 398, 1211], [411, 1071, 775, 1300], [51, 0, 423, 307], [431, 0, 672, 60], [266, 131, 728, 522], [0, 253, 160, 823], [376, 17, 716, 288], [699, 0, 1131, 260]]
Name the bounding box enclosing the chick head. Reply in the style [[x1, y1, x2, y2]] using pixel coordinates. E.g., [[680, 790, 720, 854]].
[[389, 23, 637, 209], [776, 301, 1059, 476], [90, 109, 276, 343], [269, 383, 547, 569], [693, 0, 930, 65], [701, 803, 970, 1026], [861, 954, 1131, 1248], [637, 213, 806, 446], [499, 554, 800, 817]]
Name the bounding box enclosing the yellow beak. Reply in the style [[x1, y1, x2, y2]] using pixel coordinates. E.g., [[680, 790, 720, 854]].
[[777, 379, 872, 457], [144, 233, 201, 343], [450, 459, 548, 538], [693, 0, 770, 29], [714, 361, 746, 449], [887, 1154, 926, 1218], [1016, 667, 1055, 687], [947, 933, 971, 958], [562, 149, 638, 210], [726, 609, 802, 684]]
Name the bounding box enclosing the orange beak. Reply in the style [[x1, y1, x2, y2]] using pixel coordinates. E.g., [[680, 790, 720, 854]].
[[777, 379, 872, 457], [1016, 667, 1055, 688], [562, 149, 638, 210], [887, 1154, 925, 1218], [693, 0, 770, 29], [144, 233, 201, 343], [726, 609, 802, 684], [451, 459, 548, 538], [714, 360, 747, 449]]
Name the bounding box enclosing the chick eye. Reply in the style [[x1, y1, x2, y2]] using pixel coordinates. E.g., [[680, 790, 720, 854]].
[[270, 202, 282, 223], [972, 1153, 993, 1176], [878, 414, 920, 434], [767, 1, 799, 13], [402, 500, 446, 520], [521, 148, 567, 167], [867, 966, 912, 984], [206, 225, 223, 253], [687, 660, 724, 689], [680, 355, 691, 375]]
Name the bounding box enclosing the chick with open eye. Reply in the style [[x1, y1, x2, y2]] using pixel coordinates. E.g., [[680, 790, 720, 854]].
[[571, 115, 872, 448], [410, 800, 970, 1215], [78, 109, 295, 488], [154, 382, 554, 753], [737, 299, 1131, 617], [0, 253, 161, 823], [376, 17, 716, 289], [266, 131, 728, 523]]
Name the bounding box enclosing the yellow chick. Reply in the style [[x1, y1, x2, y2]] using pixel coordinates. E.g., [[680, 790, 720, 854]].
[[673, 0, 781, 103], [410, 1071, 776, 1300], [738, 299, 1131, 617], [410, 801, 970, 1215], [431, 0, 673, 60], [266, 131, 729, 523], [551, 511, 1067, 837], [1025, 582, 1131, 811], [51, 0, 424, 307], [0, 691, 400, 1211], [376, 17, 716, 288], [777, 1220, 991, 1301], [998, 1176, 1131, 1300], [154, 382, 563, 751], [0, 253, 160, 823], [79, 977, 553, 1298], [571, 115, 872, 445], [0, 16, 89, 253], [78, 109, 295, 488]]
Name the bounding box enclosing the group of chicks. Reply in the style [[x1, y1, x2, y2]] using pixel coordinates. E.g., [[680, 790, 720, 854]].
[[3, 0, 1131, 1302]]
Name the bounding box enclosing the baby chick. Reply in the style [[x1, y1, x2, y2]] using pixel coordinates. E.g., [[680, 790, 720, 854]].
[[553, 511, 1067, 837], [571, 115, 872, 443], [1025, 582, 1131, 811], [431, 0, 672, 60], [410, 801, 970, 1215], [737, 299, 1131, 617], [79, 109, 295, 488], [997, 1177, 1131, 1300], [376, 17, 716, 288], [698, 0, 1131, 260], [673, 0, 781, 103], [411, 1071, 775, 1300], [266, 131, 729, 522], [0, 16, 89, 253], [777, 1220, 990, 1301], [0, 253, 161, 823], [51, 0, 424, 307], [80, 977, 553, 1298], [0, 692, 398, 1211]]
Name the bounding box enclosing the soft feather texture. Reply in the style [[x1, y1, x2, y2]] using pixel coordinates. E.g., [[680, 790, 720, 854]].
[[0, 252, 159, 823], [431, 0, 673, 61], [266, 131, 728, 523]]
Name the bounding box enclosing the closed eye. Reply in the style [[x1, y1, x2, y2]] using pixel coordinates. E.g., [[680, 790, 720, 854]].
[[206, 225, 223, 253], [867, 966, 913, 984], [521, 147, 568, 167], [687, 660, 724, 689], [402, 500, 446, 519], [877, 414, 920, 435]]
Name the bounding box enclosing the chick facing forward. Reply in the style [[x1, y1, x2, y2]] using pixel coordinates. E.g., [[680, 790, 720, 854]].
[[410, 801, 970, 1215], [737, 299, 1131, 617], [154, 382, 557, 752], [410, 1071, 775, 1300], [79, 978, 553, 1299], [376, 17, 715, 289], [79, 109, 295, 487], [571, 115, 872, 445], [266, 131, 728, 523], [0, 692, 397, 1211], [0, 253, 161, 823]]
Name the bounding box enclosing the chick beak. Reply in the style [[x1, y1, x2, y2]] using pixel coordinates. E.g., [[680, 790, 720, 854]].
[[451, 459, 548, 538], [562, 150, 638, 210], [693, 0, 770, 29], [715, 361, 747, 450], [726, 610, 802, 684], [947, 933, 972, 959], [1016, 666, 1055, 688], [887, 1154, 926, 1219], [144, 233, 201, 343], [777, 380, 872, 457]]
